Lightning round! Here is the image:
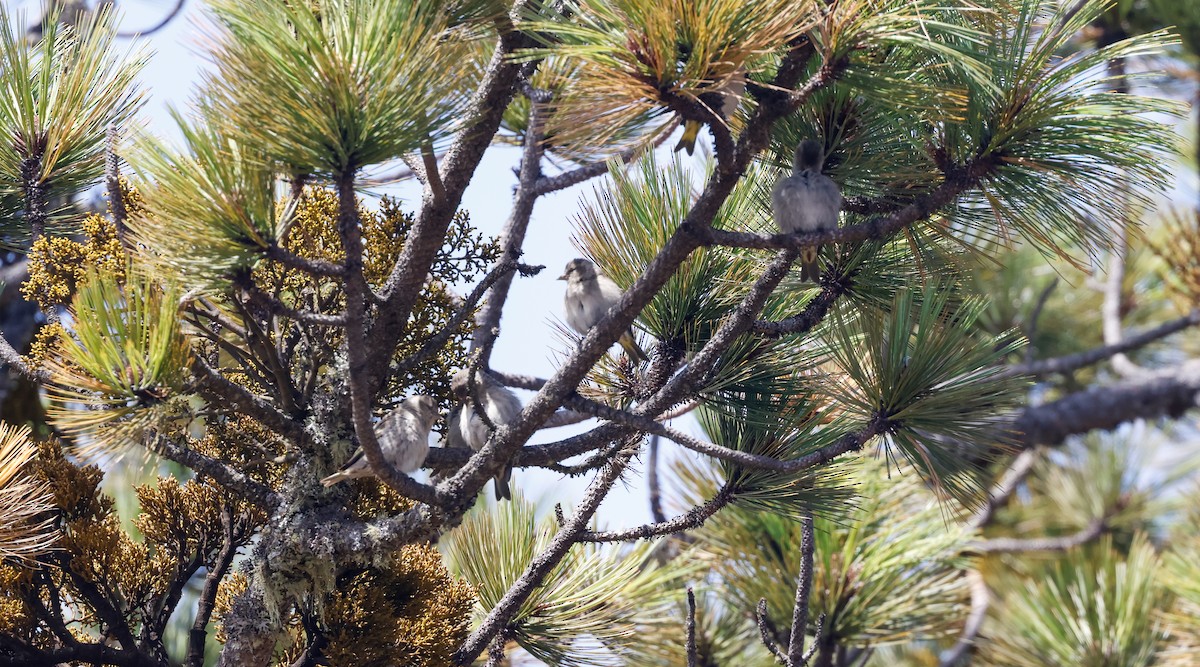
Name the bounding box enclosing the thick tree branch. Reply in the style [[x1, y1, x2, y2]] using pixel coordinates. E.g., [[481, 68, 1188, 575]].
[[370, 15, 538, 398], [1013, 359, 1200, 447], [337, 169, 439, 506], [146, 433, 281, 511]]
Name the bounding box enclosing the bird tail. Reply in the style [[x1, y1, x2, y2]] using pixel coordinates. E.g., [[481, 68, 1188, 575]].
[[675, 120, 701, 155], [800, 245, 821, 283], [619, 331, 649, 363], [493, 465, 513, 501]]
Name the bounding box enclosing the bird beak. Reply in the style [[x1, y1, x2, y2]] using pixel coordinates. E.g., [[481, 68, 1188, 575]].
[[556, 272, 568, 281]]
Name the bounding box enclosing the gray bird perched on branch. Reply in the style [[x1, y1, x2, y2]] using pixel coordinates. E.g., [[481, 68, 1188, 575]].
[[320, 395, 438, 487], [448, 368, 523, 500], [771, 139, 842, 282], [558, 258, 649, 362]]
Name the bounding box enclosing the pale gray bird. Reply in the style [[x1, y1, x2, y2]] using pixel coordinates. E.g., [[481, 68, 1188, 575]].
[[771, 139, 842, 282], [558, 258, 649, 362], [449, 369, 522, 500], [320, 395, 438, 487]]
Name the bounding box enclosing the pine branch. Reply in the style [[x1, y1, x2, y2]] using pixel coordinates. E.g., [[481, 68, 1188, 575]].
[[577, 482, 735, 542], [967, 449, 1040, 530], [532, 122, 676, 195], [468, 85, 547, 361], [967, 517, 1107, 554], [452, 438, 641, 664], [938, 570, 990, 667], [686, 588, 698, 667], [757, 599, 788, 665], [1003, 310, 1200, 379], [1014, 359, 1200, 447], [187, 505, 241, 667], [787, 515, 815, 667]]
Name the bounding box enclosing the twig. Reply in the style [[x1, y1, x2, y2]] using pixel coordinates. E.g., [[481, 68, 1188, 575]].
[[0, 333, 46, 382], [484, 635, 506, 667], [564, 393, 878, 474], [966, 517, 1106, 553], [686, 588, 698, 667], [242, 287, 346, 326], [757, 599, 788, 665], [1003, 310, 1200, 379], [1022, 278, 1058, 363], [787, 515, 815, 667], [532, 124, 676, 196], [105, 123, 128, 244], [187, 506, 240, 667], [264, 245, 344, 277], [114, 0, 186, 38], [190, 357, 308, 448], [392, 260, 542, 378], [1102, 208, 1143, 376], [967, 449, 1040, 530], [577, 482, 735, 542], [938, 570, 989, 667], [468, 81, 548, 362], [647, 435, 667, 524], [421, 141, 445, 202]]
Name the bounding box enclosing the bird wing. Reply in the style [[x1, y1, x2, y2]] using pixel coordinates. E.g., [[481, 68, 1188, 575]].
[[771, 176, 808, 234], [594, 275, 624, 309], [483, 384, 523, 426], [446, 405, 470, 449], [810, 174, 842, 232]]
